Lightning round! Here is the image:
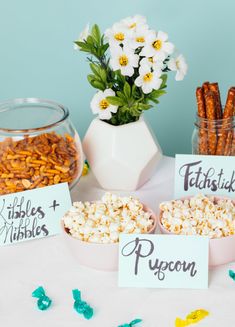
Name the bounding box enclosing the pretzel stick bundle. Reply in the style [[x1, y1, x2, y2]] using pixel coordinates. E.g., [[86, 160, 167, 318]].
[[216, 88, 235, 155], [196, 82, 235, 156], [196, 87, 208, 154], [204, 91, 217, 155]]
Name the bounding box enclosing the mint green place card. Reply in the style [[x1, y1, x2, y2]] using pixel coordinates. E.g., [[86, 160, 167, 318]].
[[0, 183, 71, 246], [175, 154, 235, 198], [119, 234, 209, 289]]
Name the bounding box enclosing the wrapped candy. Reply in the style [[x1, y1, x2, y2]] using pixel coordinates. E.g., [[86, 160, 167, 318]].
[[32, 286, 52, 311], [175, 309, 209, 326], [118, 319, 142, 327], [82, 160, 90, 176], [229, 269, 235, 281], [72, 289, 93, 319]]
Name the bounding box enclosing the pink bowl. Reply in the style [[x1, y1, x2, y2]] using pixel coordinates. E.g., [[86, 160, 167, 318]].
[[158, 195, 235, 267], [61, 204, 157, 271]]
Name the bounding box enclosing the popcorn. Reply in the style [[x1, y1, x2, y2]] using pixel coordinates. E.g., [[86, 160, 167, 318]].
[[160, 194, 235, 239], [63, 192, 154, 243]]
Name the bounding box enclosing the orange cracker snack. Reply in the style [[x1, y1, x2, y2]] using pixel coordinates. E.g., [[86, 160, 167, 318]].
[[196, 87, 208, 154], [0, 132, 80, 195]]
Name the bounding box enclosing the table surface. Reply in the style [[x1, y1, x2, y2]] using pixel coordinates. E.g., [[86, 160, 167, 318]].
[[1, 156, 234, 327]]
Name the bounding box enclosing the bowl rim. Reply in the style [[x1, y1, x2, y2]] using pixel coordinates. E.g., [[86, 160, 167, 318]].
[[61, 203, 157, 246], [158, 194, 235, 241]]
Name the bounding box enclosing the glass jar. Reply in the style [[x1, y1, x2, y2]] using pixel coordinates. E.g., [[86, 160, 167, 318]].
[[192, 115, 235, 156], [0, 98, 83, 195]]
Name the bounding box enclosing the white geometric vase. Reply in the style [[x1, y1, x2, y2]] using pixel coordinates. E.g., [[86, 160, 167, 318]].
[[82, 117, 162, 191]]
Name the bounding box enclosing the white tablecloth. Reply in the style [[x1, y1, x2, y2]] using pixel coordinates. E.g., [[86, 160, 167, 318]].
[[0, 156, 234, 327]]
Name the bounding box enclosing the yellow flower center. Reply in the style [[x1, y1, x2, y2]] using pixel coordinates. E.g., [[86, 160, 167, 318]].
[[99, 99, 109, 110], [119, 55, 129, 66], [152, 39, 162, 50], [136, 36, 145, 43], [129, 23, 136, 29], [143, 73, 153, 82], [148, 57, 154, 63], [114, 32, 125, 41], [176, 60, 180, 69]]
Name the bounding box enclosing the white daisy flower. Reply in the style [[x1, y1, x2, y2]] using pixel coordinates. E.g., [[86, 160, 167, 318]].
[[168, 54, 188, 81], [135, 64, 162, 94], [110, 45, 139, 77], [129, 25, 150, 49], [140, 55, 164, 74], [140, 30, 174, 60], [90, 89, 118, 120], [120, 15, 148, 31], [74, 23, 90, 50], [105, 23, 131, 46]]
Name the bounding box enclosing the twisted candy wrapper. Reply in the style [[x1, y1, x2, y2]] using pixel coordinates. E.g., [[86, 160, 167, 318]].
[[82, 160, 89, 176], [118, 318, 142, 327], [32, 286, 52, 311], [229, 270, 235, 281], [72, 289, 93, 319], [175, 309, 209, 326]]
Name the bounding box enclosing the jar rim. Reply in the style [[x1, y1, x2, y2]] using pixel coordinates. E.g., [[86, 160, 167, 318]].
[[195, 113, 234, 123], [0, 98, 69, 133]]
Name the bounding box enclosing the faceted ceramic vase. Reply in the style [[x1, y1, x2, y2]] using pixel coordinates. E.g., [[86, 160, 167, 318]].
[[82, 117, 162, 190]]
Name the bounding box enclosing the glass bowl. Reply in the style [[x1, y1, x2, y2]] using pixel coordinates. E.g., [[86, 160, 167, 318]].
[[0, 98, 83, 195]]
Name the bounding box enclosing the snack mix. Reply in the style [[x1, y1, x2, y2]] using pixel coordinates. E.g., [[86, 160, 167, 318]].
[[160, 194, 235, 238], [63, 193, 154, 243], [0, 132, 80, 194]]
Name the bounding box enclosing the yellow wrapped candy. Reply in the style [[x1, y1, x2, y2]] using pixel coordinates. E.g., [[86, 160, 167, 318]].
[[82, 161, 89, 176], [186, 309, 209, 323], [175, 317, 190, 327], [175, 309, 209, 326]]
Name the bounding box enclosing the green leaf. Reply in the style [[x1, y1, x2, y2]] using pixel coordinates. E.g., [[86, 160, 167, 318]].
[[106, 96, 124, 106], [74, 41, 91, 52], [99, 68, 107, 84], [116, 91, 126, 101], [123, 82, 131, 99], [150, 89, 166, 98], [91, 24, 101, 44], [89, 80, 105, 90], [138, 103, 153, 110], [87, 74, 95, 83], [160, 74, 167, 88], [90, 63, 100, 77], [101, 43, 109, 53], [86, 35, 95, 46], [149, 98, 159, 104]]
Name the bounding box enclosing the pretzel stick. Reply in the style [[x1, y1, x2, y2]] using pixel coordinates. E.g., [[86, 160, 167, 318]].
[[216, 88, 235, 155], [205, 91, 217, 155], [196, 87, 208, 154], [209, 83, 223, 119], [232, 131, 235, 156], [224, 131, 233, 156]]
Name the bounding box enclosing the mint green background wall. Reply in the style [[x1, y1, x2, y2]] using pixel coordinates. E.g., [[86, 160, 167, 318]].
[[0, 0, 234, 156]]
